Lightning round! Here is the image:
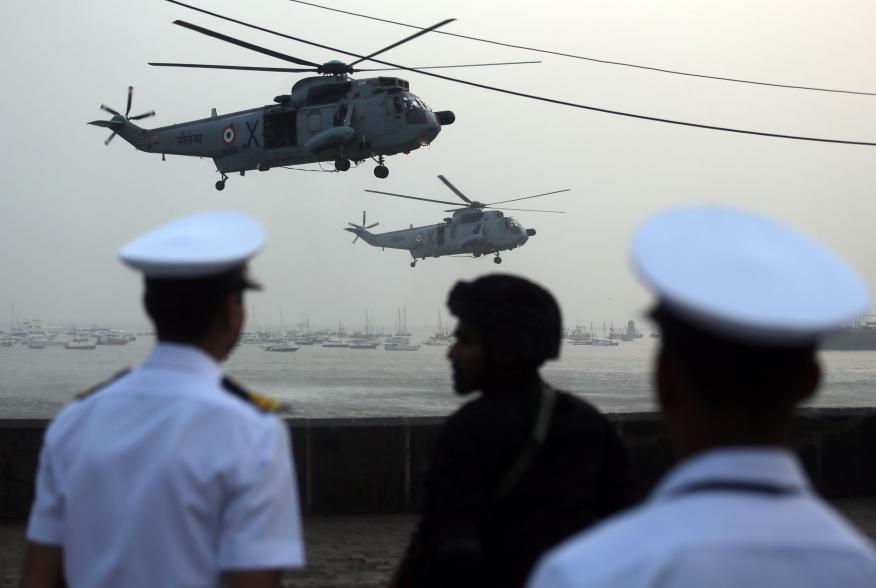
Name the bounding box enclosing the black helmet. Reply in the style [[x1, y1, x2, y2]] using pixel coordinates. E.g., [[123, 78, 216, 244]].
[[447, 274, 561, 363]]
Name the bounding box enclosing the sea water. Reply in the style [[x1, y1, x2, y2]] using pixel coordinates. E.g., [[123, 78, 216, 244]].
[[1, 335, 874, 418]]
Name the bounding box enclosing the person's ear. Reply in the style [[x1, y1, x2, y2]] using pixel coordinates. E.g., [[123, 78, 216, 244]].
[[792, 358, 821, 404], [655, 345, 678, 412], [221, 291, 244, 333]]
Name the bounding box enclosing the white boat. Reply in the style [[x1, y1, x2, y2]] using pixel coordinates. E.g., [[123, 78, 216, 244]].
[[65, 338, 97, 350], [384, 335, 420, 351], [322, 322, 350, 348], [349, 340, 378, 349], [263, 342, 300, 352], [385, 343, 420, 351], [567, 323, 593, 343]]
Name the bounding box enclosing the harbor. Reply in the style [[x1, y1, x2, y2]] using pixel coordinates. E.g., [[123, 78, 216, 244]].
[[3, 331, 876, 420]]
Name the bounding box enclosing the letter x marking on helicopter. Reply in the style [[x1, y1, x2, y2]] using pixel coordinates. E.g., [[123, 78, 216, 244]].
[[245, 120, 260, 148]]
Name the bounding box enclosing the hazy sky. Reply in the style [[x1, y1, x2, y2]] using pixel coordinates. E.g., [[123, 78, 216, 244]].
[[2, 0, 874, 333]]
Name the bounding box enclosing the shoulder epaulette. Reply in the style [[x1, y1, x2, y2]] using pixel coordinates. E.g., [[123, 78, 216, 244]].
[[221, 376, 291, 414], [74, 369, 131, 401]]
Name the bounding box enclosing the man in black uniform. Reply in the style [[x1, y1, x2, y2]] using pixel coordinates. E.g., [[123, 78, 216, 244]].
[[394, 274, 635, 588]]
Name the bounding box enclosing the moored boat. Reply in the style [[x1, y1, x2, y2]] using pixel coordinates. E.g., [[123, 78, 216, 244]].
[[65, 338, 97, 350], [821, 318, 876, 351]]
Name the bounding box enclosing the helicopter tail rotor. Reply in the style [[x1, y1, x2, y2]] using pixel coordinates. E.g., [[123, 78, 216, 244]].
[[90, 86, 156, 145], [346, 211, 379, 243]]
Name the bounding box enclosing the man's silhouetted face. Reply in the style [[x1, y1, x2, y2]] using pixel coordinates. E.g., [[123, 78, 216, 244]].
[[448, 321, 484, 395]]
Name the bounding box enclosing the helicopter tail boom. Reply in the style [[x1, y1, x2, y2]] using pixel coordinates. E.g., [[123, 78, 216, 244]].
[[345, 211, 382, 245], [88, 117, 147, 147], [87, 120, 123, 129], [344, 226, 380, 246]]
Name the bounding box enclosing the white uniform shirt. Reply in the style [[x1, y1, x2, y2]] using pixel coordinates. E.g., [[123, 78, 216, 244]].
[[27, 343, 305, 588], [528, 448, 876, 588]]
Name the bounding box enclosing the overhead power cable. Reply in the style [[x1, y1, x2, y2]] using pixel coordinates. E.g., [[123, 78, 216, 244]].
[[164, 0, 876, 147], [287, 0, 876, 97]]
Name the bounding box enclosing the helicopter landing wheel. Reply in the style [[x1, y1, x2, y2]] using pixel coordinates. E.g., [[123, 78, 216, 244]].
[[410, 261, 417, 268], [334, 158, 351, 172], [215, 173, 228, 191], [473, 252, 481, 258], [374, 165, 389, 179], [493, 255, 502, 265]]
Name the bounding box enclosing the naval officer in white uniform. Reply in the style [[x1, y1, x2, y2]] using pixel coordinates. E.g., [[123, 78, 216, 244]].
[[527, 206, 876, 588], [22, 211, 305, 588]]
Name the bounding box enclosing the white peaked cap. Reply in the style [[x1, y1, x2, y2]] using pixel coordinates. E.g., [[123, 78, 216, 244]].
[[119, 210, 266, 278], [631, 206, 870, 344]]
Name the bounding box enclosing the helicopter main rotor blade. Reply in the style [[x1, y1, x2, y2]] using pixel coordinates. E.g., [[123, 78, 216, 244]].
[[289, 0, 876, 98], [487, 188, 571, 206], [348, 18, 454, 67], [164, 0, 876, 147], [129, 111, 156, 121], [172, 20, 322, 68], [437, 175, 473, 204], [487, 206, 565, 214], [364, 189, 460, 207], [356, 61, 540, 71], [150, 62, 317, 73]]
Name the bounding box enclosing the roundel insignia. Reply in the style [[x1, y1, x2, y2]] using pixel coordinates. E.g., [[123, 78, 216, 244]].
[[222, 124, 236, 145], [415, 233, 423, 244]]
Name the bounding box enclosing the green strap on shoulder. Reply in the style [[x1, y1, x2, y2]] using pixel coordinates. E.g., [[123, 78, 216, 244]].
[[494, 382, 557, 501]]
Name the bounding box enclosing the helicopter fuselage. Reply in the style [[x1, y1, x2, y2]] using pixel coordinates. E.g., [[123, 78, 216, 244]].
[[348, 209, 535, 264], [97, 75, 452, 182]]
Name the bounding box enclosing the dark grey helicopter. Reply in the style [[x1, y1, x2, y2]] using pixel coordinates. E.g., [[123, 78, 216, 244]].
[[89, 2, 537, 190]]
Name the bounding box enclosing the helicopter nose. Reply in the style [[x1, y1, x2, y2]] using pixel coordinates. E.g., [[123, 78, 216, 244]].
[[526, 228, 536, 236], [435, 110, 455, 126], [421, 114, 441, 143]]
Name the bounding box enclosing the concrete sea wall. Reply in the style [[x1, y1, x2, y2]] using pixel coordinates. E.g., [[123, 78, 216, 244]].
[[3, 408, 876, 519]]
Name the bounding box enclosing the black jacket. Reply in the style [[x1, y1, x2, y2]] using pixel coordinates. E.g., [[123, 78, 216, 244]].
[[397, 381, 636, 588]]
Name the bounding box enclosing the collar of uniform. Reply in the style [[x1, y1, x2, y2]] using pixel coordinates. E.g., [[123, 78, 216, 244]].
[[652, 447, 811, 501], [141, 342, 223, 384]]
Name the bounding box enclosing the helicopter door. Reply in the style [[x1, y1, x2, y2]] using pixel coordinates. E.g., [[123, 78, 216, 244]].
[[436, 225, 446, 246], [263, 111, 297, 149], [307, 111, 322, 134]]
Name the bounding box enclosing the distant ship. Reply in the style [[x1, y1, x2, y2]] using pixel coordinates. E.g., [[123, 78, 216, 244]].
[[821, 318, 876, 351], [262, 341, 300, 352], [65, 337, 97, 350]]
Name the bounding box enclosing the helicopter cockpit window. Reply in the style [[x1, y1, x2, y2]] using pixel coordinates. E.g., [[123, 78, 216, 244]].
[[304, 82, 352, 106], [509, 221, 523, 235], [403, 95, 426, 124]]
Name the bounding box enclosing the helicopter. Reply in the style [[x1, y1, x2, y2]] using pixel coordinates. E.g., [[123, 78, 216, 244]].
[[89, 5, 537, 191], [345, 176, 568, 267]]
